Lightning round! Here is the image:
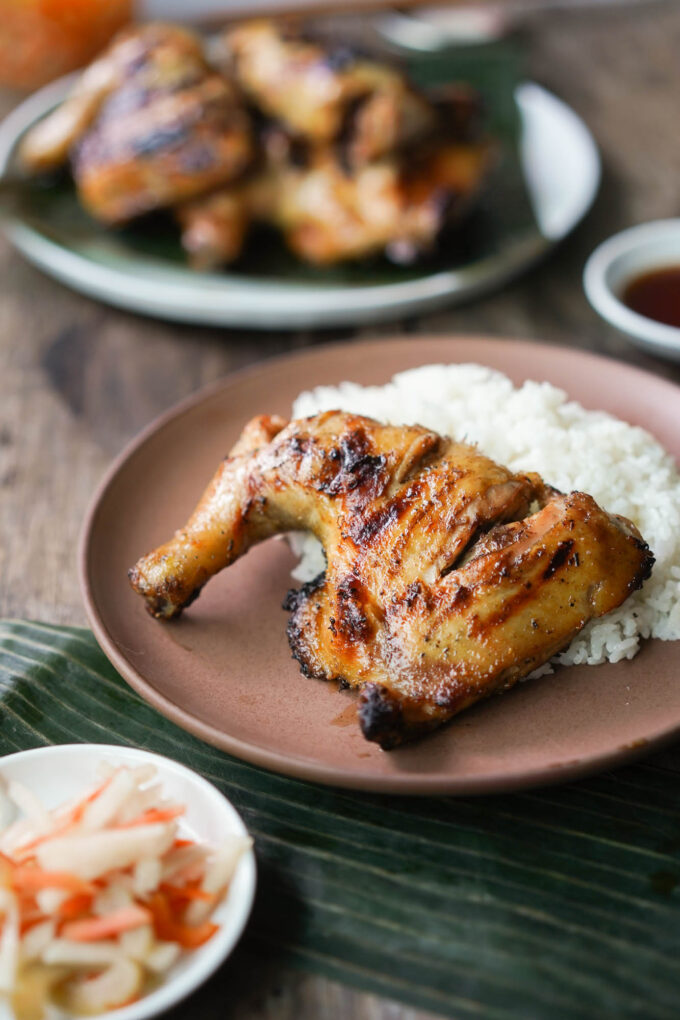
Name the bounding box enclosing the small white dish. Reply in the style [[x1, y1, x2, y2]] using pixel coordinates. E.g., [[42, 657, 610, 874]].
[[0, 743, 256, 1020], [583, 219, 680, 361]]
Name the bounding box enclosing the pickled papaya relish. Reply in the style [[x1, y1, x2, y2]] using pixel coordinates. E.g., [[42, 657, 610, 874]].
[[0, 762, 251, 1017]]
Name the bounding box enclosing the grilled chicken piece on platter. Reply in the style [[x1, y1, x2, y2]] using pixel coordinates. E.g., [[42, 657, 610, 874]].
[[129, 412, 653, 748], [20, 23, 253, 223], [221, 19, 435, 165], [176, 132, 492, 268]]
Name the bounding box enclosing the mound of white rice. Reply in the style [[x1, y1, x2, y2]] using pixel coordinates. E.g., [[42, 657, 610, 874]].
[[290, 363, 680, 670]]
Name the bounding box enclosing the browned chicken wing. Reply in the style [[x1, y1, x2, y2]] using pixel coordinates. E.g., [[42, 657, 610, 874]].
[[20, 23, 253, 223], [129, 412, 654, 748]]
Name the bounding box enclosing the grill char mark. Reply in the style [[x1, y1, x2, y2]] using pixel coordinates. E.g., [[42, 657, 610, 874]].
[[317, 428, 387, 500], [334, 574, 372, 643], [543, 539, 575, 580], [358, 684, 404, 749]]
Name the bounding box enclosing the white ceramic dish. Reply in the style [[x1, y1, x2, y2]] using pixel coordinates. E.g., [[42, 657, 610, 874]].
[[583, 219, 680, 361], [0, 743, 256, 1020], [0, 77, 599, 330]]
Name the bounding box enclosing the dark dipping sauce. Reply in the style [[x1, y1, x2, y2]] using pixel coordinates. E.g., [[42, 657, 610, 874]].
[[622, 266, 680, 328]]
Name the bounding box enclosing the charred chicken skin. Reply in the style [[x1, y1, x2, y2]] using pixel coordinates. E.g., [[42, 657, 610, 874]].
[[129, 412, 654, 749], [20, 23, 253, 223]]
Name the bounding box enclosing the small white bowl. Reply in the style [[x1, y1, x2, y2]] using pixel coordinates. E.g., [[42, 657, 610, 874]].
[[583, 219, 680, 361], [0, 744, 256, 1020]]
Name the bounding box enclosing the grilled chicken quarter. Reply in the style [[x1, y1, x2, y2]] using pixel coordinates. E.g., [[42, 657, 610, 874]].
[[129, 412, 654, 748]]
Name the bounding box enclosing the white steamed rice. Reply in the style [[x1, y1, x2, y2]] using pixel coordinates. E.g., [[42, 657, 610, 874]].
[[290, 363, 680, 670]]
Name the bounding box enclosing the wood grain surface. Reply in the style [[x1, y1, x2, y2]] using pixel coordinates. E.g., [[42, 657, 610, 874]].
[[1, 2, 679, 1017]]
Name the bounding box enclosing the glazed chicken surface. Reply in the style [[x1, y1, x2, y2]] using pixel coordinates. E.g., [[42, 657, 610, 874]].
[[129, 412, 654, 749], [175, 79, 489, 269]]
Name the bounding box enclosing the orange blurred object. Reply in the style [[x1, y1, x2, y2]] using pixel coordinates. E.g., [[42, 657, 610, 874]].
[[0, 0, 133, 90]]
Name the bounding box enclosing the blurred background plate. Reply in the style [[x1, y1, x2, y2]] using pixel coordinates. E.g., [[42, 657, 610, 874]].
[[0, 74, 599, 330]]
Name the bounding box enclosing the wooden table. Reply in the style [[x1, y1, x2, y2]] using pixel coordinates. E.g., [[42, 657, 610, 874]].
[[1, 2, 679, 1016]]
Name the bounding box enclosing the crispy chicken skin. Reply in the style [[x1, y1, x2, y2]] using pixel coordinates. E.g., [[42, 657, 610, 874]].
[[20, 23, 253, 223], [129, 412, 654, 748]]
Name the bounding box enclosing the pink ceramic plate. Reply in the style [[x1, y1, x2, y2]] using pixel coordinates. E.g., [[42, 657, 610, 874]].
[[80, 337, 680, 794]]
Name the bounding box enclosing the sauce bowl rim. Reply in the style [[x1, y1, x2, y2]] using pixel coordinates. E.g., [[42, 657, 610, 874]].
[[583, 218, 680, 356]]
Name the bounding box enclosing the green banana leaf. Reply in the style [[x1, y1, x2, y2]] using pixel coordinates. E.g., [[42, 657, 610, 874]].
[[1, 619, 679, 1020]]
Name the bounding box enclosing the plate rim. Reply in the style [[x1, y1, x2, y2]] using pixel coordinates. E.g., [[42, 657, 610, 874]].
[[0, 78, 599, 328], [79, 335, 680, 795]]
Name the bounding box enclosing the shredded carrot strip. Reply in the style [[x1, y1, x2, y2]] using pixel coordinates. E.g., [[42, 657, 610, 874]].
[[61, 905, 152, 942], [16, 896, 40, 918], [16, 775, 114, 854], [56, 892, 93, 921], [70, 774, 115, 824], [116, 806, 185, 829], [19, 915, 48, 936], [160, 882, 213, 902], [172, 838, 194, 850], [12, 867, 95, 895], [148, 892, 218, 949]]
